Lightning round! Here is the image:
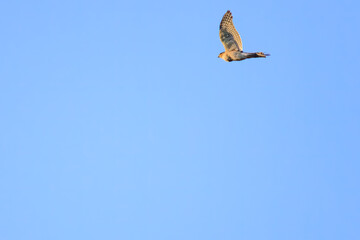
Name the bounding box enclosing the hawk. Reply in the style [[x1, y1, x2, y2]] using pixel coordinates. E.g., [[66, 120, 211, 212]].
[[218, 10, 270, 62]]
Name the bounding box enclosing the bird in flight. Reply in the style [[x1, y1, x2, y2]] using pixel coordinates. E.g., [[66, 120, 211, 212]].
[[218, 10, 270, 62]]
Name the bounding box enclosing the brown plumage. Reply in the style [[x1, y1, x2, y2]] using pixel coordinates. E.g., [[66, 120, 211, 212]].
[[218, 10, 270, 62]]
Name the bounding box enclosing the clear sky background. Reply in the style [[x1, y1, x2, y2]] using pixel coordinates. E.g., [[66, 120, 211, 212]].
[[1, 0, 359, 239]]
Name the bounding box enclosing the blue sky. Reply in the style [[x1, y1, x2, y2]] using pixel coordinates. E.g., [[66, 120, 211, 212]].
[[1, 0, 359, 239]]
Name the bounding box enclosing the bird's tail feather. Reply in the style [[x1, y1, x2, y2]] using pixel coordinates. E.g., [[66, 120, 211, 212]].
[[243, 52, 270, 58], [255, 52, 270, 58]]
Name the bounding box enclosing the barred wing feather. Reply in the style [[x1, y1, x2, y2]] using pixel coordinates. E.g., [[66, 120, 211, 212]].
[[219, 11, 243, 52]]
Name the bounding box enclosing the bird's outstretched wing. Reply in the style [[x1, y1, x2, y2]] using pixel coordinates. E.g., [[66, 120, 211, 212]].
[[219, 11, 243, 52]]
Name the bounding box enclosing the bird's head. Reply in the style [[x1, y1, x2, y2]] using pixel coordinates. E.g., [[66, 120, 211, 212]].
[[218, 52, 225, 58]]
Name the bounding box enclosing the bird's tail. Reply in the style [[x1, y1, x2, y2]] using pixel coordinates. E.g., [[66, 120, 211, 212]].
[[255, 52, 270, 58], [244, 52, 270, 59]]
